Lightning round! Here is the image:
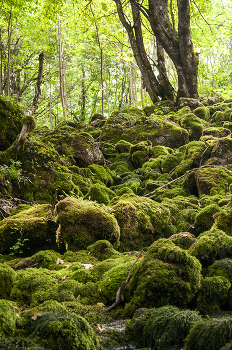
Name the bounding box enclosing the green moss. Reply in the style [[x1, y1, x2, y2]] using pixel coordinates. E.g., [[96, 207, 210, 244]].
[[0, 337, 44, 349], [125, 239, 202, 314], [0, 263, 16, 299], [87, 240, 121, 260], [23, 311, 100, 350], [176, 106, 191, 116], [213, 200, 232, 235], [88, 164, 115, 186], [180, 113, 206, 141], [189, 228, 232, 266], [161, 154, 180, 173], [115, 140, 132, 153], [110, 193, 172, 251], [196, 276, 231, 313], [194, 204, 221, 235], [0, 299, 19, 337], [22, 115, 36, 131], [212, 111, 225, 122], [84, 183, 115, 205], [0, 204, 56, 255], [110, 160, 134, 176], [9, 204, 31, 216], [0, 95, 24, 150], [194, 106, 210, 121], [169, 232, 196, 250], [185, 317, 232, 350], [153, 145, 173, 157], [207, 258, 232, 282], [55, 197, 120, 251], [203, 127, 231, 138], [31, 250, 63, 269], [127, 305, 200, 350]]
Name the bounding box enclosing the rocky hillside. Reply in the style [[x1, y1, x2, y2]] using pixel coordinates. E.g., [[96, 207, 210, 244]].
[[1, 95, 232, 349]]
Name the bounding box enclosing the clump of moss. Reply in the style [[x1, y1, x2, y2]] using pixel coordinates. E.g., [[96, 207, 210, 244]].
[[87, 240, 121, 260], [203, 127, 231, 138], [180, 113, 204, 141], [128, 141, 153, 168], [84, 183, 116, 205], [194, 204, 221, 235], [213, 200, 232, 236], [194, 106, 210, 121], [0, 263, 16, 299], [185, 317, 232, 350], [0, 337, 44, 350], [207, 258, 232, 282], [189, 228, 232, 266], [169, 232, 196, 250], [212, 111, 225, 122], [0, 204, 57, 255], [196, 276, 231, 313], [110, 193, 172, 251], [127, 305, 200, 350], [125, 239, 202, 315], [88, 164, 115, 186], [23, 311, 100, 350], [55, 197, 120, 251], [115, 140, 132, 153], [0, 299, 19, 337]]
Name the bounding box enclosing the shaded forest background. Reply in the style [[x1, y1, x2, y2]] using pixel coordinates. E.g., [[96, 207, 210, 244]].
[[0, 0, 232, 127]]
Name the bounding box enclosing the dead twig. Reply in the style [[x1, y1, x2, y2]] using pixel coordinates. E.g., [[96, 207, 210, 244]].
[[101, 251, 143, 313]]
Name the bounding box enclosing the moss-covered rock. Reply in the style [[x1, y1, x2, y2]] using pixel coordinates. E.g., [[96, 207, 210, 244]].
[[115, 140, 132, 153], [179, 113, 205, 141], [125, 239, 202, 314], [194, 106, 210, 121], [84, 183, 116, 205], [169, 232, 196, 250], [0, 204, 57, 255], [0, 299, 19, 337], [87, 240, 121, 261], [0, 95, 24, 151], [23, 311, 100, 350], [209, 136, 232, 165], [189, 228, 232, 266], [203, 127, 231, 138], [110, 193, 172, 251], [194, 204, 221, 235], [195, 276, 231, 313], [185, 317, 232, 350], [0, 337, 44, 350], [88, 164, 116, 186], [42, 124, 104, 167], [183, 166, 232, 197], [126, 306, 200, 350], [212, 111, 225, 123], [0, 263, 16, 299], [55, 197, 120, 251], [207, 258, 232, 282]]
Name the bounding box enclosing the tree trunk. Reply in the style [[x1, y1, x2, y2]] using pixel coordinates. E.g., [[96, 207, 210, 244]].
[[7, 9, 12, 97], [0, 28, 2, 94], [146, 0, 198, 99], [58, 18, 67, 119], [81, 65, 86, 121], [32, 51, 44, 111]]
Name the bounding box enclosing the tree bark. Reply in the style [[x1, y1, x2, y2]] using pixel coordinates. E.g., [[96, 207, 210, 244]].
[[32, 51, 44, 111], [58, 18, 67, 119]]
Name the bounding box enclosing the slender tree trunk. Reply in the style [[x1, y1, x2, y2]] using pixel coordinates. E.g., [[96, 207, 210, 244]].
[[81, 65, 86, 121], [130, 62, 138, 106], [58, 18, 67, 119], [32, 51, 44, 111], [7, 9, 12, 97], [0, 28, 2, 94]]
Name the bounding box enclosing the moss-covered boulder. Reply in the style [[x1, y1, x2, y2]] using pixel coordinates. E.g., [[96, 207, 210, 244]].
[[87, 240, 121, 261], [100, 118, 189, 148], [179, 113, 205, 141], [42, 124, 104, 167], [128, 141, 153, 168], [203, 127, 231, 138], [125, 239, 202, 314], [189, 228, 232, 266], [23, 311, 100, 350], [169, 232, 196, 250], [55, 197, 120, 251], [84, 183, 115, 205], [195, 276, 231, 313], [194, 106, 210, 121], [194, 204, 221, 235], [0, 204, 57, 254], [0, 337, 44, 350], [207, 258, 232, 282], [126, 306, 200, 350], [0, 95, 24, 151], [185, 317, 232, 350], [209, 137, 232, 165], [0, 264, 16, 299], [110, 193, 172, 251], [183, 166, 232, 197], [0, 299, 19, 338]]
